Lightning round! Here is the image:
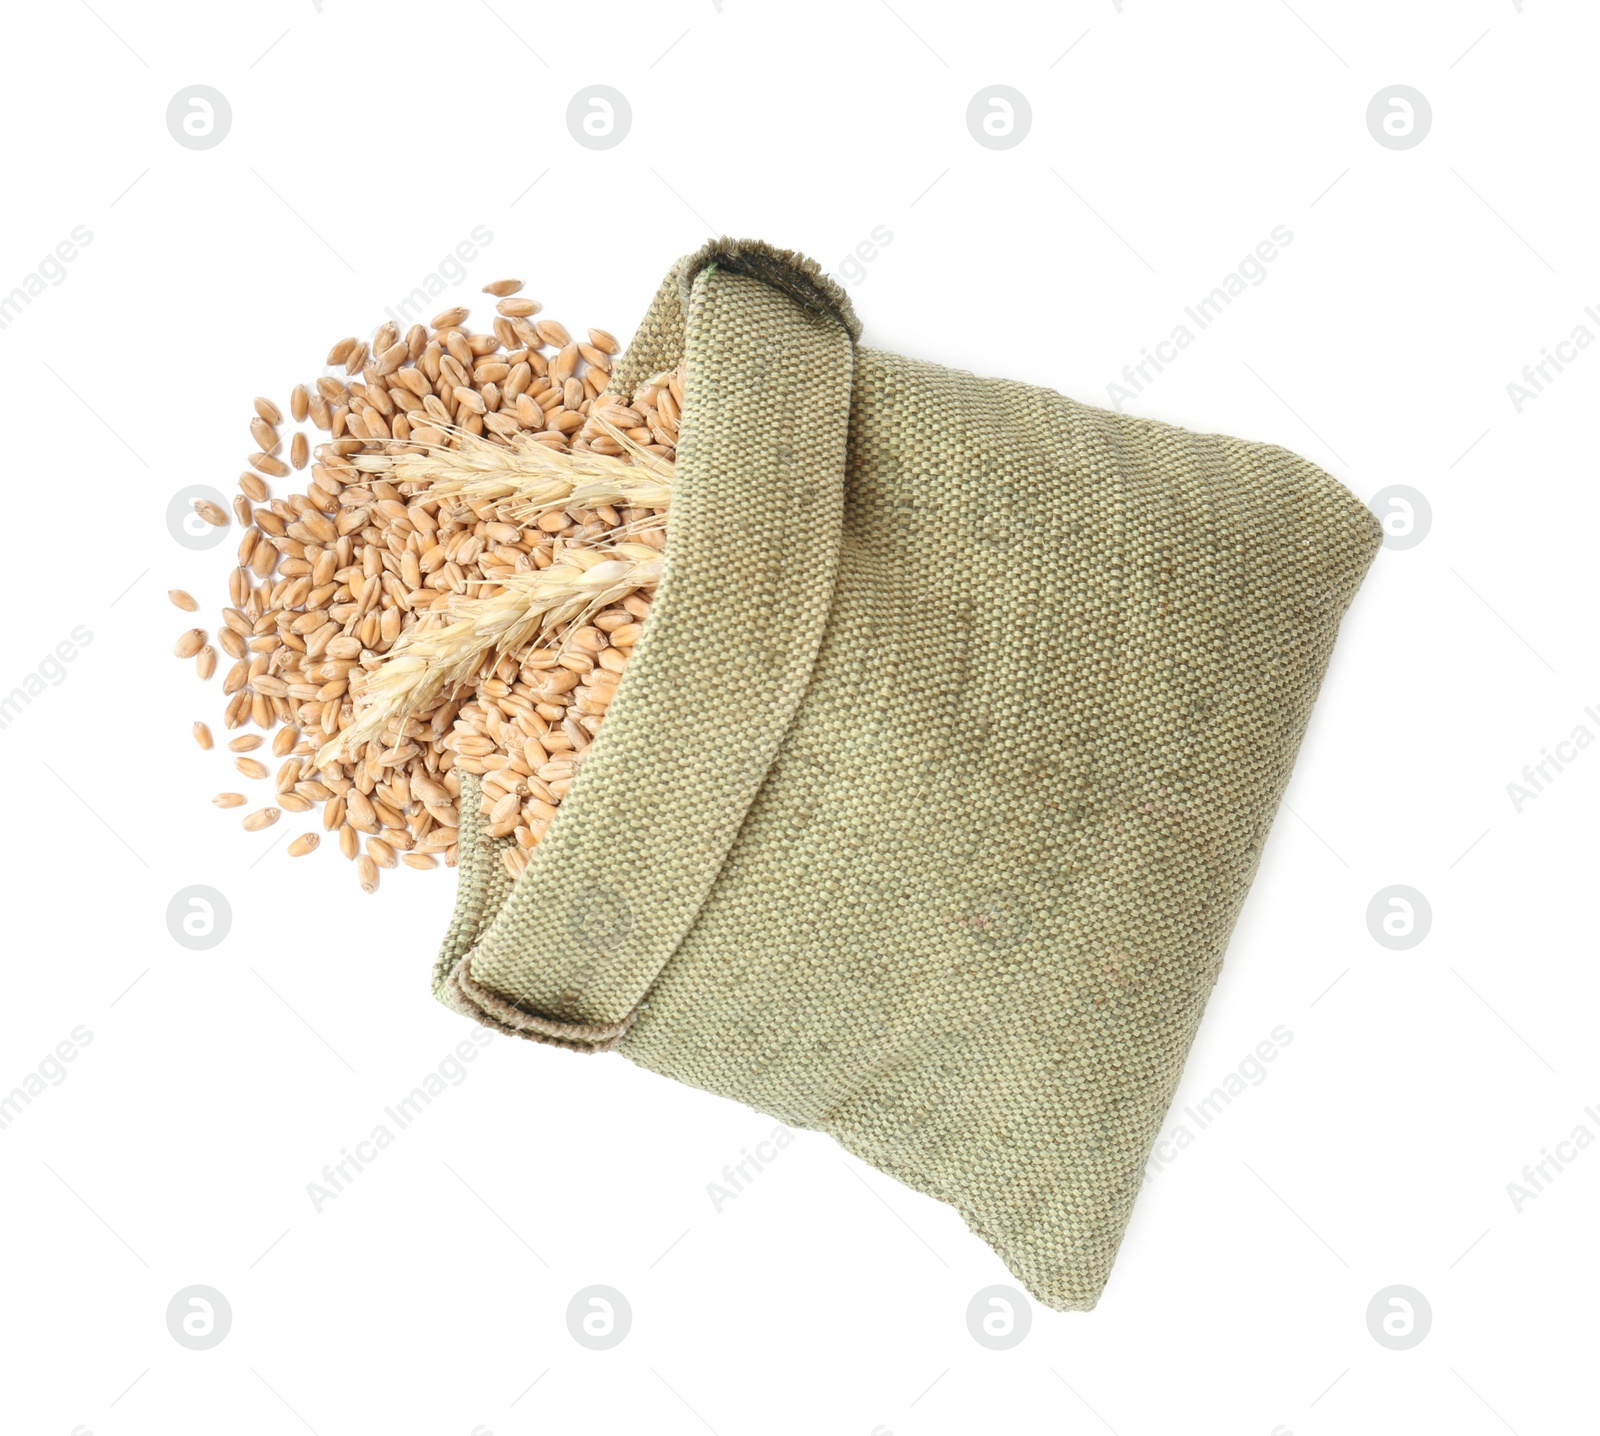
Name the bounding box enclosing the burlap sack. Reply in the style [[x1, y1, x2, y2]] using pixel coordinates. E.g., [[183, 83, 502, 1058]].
[[433, 238, 1381, 1310]]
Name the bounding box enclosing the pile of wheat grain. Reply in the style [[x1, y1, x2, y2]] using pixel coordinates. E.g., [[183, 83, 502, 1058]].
[[175, 279, 681, 892]]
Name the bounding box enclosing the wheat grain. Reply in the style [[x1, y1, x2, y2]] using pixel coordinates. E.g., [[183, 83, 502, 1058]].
[[182, 280, 682, 892]]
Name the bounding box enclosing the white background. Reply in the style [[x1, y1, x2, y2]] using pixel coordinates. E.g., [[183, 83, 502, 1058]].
[[1, 1, 1594, 1432]]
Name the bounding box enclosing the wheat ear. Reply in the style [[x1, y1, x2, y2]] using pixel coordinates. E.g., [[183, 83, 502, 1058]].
[[352, 415, 672, 506], [318, 545, 664, 766]]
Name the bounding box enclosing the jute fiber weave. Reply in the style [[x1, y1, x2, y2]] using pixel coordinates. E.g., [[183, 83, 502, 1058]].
[[435, 238, 1382, 1310]]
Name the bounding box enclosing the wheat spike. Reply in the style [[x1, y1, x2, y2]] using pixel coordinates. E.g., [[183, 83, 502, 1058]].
[[353, 420, 671, 531], [353, 415, 672, 506], [318, 546, 664, 766]]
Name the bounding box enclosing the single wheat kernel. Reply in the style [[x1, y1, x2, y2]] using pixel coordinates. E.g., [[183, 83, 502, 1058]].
[[374, 340, 408, 376], [287, 833, 320, 857], [243, 807, 280, 831], [174, 628, 207, 658], [213, 792, 246, 808], [169, 589, 198, 612], [193, 721, 213, 750], [235, 756, 269, 780], [250, 416, 280, 454], [356, 854, 379, 893], [193, 500, 229, 528]]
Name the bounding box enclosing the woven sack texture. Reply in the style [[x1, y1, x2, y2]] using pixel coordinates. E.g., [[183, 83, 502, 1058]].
[[434, 237, 1382, 1310]]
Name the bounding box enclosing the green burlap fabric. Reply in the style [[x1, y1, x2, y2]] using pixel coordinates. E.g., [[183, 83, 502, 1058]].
[[434, 238, 1381, 1310]]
